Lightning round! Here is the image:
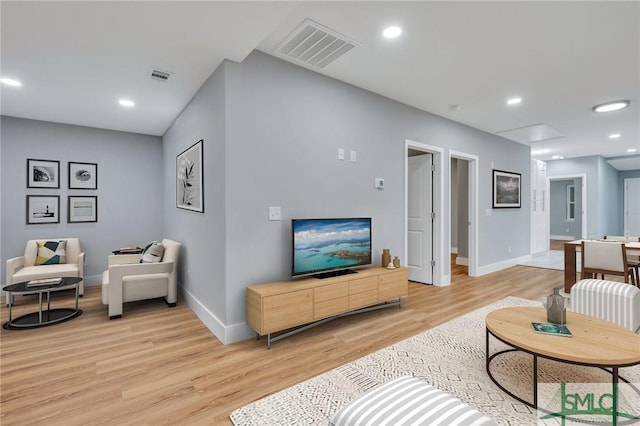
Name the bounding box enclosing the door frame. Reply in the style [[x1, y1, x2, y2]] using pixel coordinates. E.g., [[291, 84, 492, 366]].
[[404, 140, 446, 286], [624, 177, 640, 236], [448, 150, 478, 277], [546, 174, 587, 240]]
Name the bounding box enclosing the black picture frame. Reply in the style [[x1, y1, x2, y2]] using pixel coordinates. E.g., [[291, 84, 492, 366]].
[[68, 195, 98, 223], [492, 169, 521, 208], [68, 162, 98, 189], [27, 159, 60, 188], [26, 195, 60, 224], [176, 139, 204, 213]]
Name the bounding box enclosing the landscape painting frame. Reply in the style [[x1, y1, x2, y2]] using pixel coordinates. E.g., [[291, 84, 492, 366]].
[[492, 169, 521, 208], [68, 195, 98, 223], [26, 195, 60, 224]]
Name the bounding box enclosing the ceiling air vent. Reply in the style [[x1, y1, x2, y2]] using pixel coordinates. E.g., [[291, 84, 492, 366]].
[[276, 19, 359, 68], [150, 69, 171, 82]]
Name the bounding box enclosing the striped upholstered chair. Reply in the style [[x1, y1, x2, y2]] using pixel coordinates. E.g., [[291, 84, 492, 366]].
[[571, 279, 640, 333]]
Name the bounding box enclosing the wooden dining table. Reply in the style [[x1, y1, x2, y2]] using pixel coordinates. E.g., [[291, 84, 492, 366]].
[[564, 239, 640, 292]]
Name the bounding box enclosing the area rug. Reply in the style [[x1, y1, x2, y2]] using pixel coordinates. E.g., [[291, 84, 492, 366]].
[[230, 297, 639, 425]]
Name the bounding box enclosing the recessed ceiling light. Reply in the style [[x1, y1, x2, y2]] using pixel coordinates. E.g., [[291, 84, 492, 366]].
[[628, 148, 637, 153], [382, 26, 402, 39], [118, 99, 135, 107], [609, 133, 621, 139], [1, 77, 22, 87], [551, 155, 564, 160], [592, 100, 630, 113], [507, 97, 522, 105]]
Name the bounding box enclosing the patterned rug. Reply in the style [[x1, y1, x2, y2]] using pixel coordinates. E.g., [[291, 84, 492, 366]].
[[230, 297, 639, 425]]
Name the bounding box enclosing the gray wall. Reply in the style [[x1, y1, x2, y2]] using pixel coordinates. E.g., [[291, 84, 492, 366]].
[[598, 157, 621, 235], [164, 50, 532, 342], [549, 179, 582, 238], [1, 116, 164, 283], [163, 63, 228, 322]]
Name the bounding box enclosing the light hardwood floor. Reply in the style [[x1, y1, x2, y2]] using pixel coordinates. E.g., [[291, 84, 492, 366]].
[[1, 263, 566, 425]]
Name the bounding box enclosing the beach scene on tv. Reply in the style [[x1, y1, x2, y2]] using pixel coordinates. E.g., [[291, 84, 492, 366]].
[[293, 218, 372, 276]]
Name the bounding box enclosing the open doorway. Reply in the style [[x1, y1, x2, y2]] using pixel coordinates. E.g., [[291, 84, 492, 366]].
[[450, 158, 469, 277], [449, 150, 478, 279], [546, 174, 587, 244], [404, 140, 446, 286]]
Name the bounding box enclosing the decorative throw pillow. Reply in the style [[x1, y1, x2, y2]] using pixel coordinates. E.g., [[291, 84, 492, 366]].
[[140, 241, 164, 263], [35, 240, 67, 265]]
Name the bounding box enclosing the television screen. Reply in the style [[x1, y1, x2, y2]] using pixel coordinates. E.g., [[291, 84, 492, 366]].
[[292, 218, 372, 278]]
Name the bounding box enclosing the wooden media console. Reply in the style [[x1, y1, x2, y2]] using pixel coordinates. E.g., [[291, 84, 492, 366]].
[[246, 266, 408, 348]]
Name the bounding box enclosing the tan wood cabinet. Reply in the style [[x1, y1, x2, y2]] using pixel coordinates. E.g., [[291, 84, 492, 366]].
[[246, 267, 408, 347]]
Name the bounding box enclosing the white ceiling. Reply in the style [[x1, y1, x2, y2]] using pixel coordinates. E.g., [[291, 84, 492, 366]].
[[2, 1, 638, 169]]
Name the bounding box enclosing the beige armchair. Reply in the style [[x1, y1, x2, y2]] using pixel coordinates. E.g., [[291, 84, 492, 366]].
[[102, 239, 181, 319], [6, 238, 85, 297]]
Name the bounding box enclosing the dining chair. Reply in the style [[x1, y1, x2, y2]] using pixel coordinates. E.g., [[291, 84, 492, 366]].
[[604, 236, 640, 286], [581, 240, 636, 285]]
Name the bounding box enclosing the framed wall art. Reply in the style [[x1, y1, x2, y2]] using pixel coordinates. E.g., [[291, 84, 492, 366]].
[[176, 139, 204, 213], [68, 196, 98, 223], [27, 159, 60, 188], [26, 195, 60, 224], [69, 162, 98, 189], [492, 169, 521, 208]]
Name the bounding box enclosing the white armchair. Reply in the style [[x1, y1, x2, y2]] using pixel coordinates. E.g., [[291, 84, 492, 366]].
[[102, 239, 181, 319], [572, 278, 640, 332], [6, 238, 85, 296]]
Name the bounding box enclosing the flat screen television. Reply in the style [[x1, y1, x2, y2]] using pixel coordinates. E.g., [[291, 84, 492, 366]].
[[292, 217, 372, 278]]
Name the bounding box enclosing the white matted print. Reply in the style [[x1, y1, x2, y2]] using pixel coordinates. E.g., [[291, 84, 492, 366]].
[[68, 196, 97, 223], [68, 162, 97, 189], [176, 139, 204, 213], [492, 169, 521, 208], [27, 159, 60, 188], [27, 195, 60, 224]]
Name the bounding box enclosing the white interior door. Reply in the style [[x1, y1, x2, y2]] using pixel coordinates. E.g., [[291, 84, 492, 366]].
[[407, 154, 433, 284], [625, 178, 640, 236]]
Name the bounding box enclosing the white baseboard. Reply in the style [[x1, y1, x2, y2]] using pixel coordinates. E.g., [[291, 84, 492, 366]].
[[455, 256, 468, 266], [476, 254, 532, 276], [180, 285, 254, 345], [450, 247, 458, 254], [550, 235, 575, 241]]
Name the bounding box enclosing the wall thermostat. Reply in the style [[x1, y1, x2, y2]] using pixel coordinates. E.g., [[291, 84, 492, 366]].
[[375, 178, 384, 189]]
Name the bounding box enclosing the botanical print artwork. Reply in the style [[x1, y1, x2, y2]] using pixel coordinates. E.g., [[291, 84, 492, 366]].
[[176, 140, 203, 212]]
